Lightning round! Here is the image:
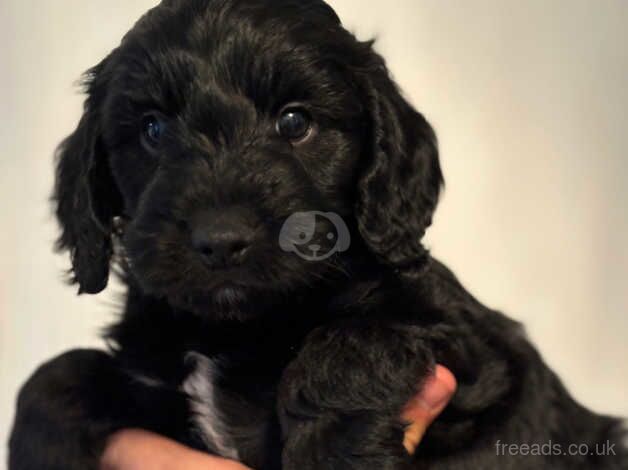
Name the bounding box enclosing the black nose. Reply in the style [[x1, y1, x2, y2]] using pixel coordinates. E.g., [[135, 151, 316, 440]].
[[190, 207, 259, 268]]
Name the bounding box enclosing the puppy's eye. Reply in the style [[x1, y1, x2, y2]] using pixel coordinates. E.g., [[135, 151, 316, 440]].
[[141, 113, 167, 151], [276, 106, 313, 143]]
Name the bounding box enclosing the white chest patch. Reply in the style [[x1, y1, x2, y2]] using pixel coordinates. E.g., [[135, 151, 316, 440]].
[[181, 352, 240, 460]]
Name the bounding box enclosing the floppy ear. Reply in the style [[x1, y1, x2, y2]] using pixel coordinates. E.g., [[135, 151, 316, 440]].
[[355, 56, 443, 280], [54, 59, 121, 294]]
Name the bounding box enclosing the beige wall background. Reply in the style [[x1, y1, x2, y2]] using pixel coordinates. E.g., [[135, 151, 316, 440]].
[[1, 0, 627, 466]]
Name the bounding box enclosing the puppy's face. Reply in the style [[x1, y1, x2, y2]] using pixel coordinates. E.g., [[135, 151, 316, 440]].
[[55, 0, 442, 319]]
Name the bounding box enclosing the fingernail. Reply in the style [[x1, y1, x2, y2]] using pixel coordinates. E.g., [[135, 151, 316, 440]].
[[419, 365, 456, 411]]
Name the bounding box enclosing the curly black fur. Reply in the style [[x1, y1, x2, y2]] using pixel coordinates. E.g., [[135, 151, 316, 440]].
[[9, 1, 627, 469]]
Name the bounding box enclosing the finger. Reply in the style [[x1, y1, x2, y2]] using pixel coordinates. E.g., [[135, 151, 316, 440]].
[[401, 365, 457, 455], [136, 432, 252, 470], [101, 429, 252, 470]]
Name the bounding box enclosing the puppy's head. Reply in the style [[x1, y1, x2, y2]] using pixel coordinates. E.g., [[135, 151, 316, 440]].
[[54, 0, 442, 318]]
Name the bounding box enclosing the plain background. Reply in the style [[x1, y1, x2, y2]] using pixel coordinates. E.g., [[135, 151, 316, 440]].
[[1, 0, 627, 466]]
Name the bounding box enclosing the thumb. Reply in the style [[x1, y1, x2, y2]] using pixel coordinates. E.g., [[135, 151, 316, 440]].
[[401, 365, 457, 455]]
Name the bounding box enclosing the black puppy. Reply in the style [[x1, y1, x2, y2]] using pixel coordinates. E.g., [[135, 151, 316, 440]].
[[9, 1, 626, 469]]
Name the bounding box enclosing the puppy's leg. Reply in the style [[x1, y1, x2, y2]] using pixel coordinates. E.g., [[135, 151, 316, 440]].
[[278, 322, 434, 470], [8, 348, 190, 470]]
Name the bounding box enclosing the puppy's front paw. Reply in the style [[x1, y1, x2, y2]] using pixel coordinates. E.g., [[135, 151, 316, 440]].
[[278, 322, 433, 469]]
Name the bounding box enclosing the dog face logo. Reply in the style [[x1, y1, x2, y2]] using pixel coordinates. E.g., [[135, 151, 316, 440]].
[[279, 211, 350, 261]]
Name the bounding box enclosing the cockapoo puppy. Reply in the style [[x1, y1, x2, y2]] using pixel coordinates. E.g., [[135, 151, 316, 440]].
[[9, 1, 627, 469]]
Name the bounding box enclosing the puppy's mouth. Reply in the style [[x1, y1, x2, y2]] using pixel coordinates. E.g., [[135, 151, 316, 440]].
[[164, 281, 255, 318]]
